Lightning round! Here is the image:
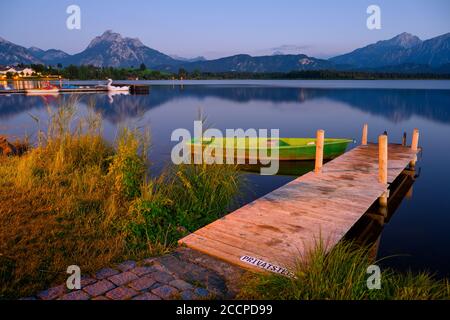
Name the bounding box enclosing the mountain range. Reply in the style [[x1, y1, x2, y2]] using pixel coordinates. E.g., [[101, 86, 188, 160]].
[[1, 30, 449, 73], [330, 32, 450, 69]]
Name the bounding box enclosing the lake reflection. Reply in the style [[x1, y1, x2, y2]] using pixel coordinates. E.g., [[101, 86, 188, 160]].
[[1, 80, 450, 277], [2, 84, 450, 124]]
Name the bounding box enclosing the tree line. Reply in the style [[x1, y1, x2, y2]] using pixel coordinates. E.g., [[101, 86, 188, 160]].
[[15, 63, 450, 80]]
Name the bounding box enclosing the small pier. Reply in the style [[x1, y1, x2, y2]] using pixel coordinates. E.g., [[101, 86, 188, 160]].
[[0, 84, 150, 95], [114, 84, 150, 94], [0, 87, 108, 95], [179, 127, 420, 274]]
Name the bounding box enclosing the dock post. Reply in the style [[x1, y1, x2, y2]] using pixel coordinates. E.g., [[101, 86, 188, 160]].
[[378, 134, 388, 211], [362, 124, 368, 146], [410, 129, 419, 168], [402, 132, 407, 147], [411, 128, 419, 151], [378, 134, 388, 185], [315, 130, 325, 174]]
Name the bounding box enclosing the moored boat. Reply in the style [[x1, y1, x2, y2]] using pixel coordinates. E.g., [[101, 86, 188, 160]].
[[106, 79, 130, 92], [26, 87, 59, 95], [26, 82, 59, 95], [187, 137, 353, 161]]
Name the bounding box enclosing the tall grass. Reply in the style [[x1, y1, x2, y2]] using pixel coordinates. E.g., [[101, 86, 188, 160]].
[[126, 163, 241, 254], [16, 104, 113, 190], [1, 100, 124, 299], [108, 127, 149, 201], [170, 163, 241, 229], [238, 241, 450, 300], [0, 100, 241, 299]]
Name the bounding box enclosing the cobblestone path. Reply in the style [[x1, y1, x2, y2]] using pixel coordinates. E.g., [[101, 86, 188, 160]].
[[23, 248, 247, 300]]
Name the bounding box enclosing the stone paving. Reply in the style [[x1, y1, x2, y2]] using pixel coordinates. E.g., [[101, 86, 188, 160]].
[[25, 248, 247, 300]]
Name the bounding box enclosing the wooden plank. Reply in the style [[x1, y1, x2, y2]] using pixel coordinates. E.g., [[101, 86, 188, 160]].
[[181, 233, 289, 271], [194, 226, 298, 262], [179, 143, 419, 273]]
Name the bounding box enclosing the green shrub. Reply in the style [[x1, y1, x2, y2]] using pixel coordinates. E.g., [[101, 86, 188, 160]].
[[126, 163, 241, 254], [127, 199, 180, 251]]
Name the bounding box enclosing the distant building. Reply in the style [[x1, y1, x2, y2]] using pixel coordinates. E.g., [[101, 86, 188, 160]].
[[0, 66, 35, 76], [15, 67, 34, 76], [0, 66, 17, 75]]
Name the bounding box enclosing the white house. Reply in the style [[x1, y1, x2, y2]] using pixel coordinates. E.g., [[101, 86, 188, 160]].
[[0, 66, 35, 76], [15, 67, 34, 76], [0, 66, 17, 75]]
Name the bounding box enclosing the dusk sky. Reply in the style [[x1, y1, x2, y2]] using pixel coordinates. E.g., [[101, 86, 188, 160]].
[[1, 0, 449, 59]]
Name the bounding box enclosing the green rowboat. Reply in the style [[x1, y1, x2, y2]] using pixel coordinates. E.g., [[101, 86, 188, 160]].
[[187, 137, 353, 161]]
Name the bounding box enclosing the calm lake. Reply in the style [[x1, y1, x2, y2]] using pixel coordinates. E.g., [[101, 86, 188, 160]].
[[1, 80, 450, 277]]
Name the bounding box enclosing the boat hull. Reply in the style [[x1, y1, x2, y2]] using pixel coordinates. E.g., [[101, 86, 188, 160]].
[[187, 137, 353, 161], [25, 89, 59, 96], [107, 87, 130, 92]]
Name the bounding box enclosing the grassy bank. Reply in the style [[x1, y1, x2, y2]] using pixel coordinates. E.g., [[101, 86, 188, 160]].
[[238, 241, 450, 300], [0, 100, 240, 299]]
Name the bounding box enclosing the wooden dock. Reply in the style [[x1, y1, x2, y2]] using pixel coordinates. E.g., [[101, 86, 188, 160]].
[[0, 87, 109, 95], [114, 84, 150, 94], [179, 130, 420, 274], [0, 84, 149, 95]]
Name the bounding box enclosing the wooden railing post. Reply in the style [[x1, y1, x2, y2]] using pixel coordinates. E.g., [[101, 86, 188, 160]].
[[410, 129, 419, 168], [362, 124, 368, 146], [411, 128, 419, 151], [378, 134, 388, 210], [315, 130, 325, 174], [378, 134, 388, 184]]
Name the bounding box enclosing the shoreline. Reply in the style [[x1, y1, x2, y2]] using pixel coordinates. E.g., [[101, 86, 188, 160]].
[[2, 79, 450, 92]]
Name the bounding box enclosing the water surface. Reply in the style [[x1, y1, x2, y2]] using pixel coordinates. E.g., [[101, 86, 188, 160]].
[[1, 80, 450, 276]]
